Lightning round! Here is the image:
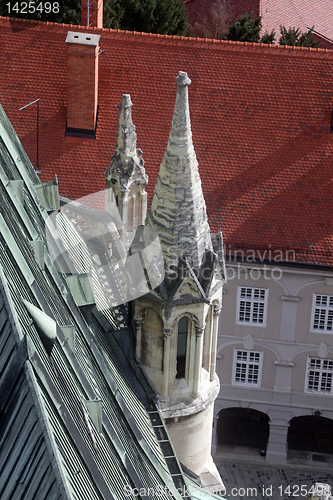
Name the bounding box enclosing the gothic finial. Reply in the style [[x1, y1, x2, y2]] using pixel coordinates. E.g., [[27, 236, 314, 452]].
[[175, 71, 191, 87], [166, 71, 194, 159], [105, 94, 148, 240], [117, 94, 132, 109], [115, 94, 137, 157]]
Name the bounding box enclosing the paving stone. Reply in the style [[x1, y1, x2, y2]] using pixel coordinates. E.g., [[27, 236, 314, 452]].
[[215, 457, 333, 500]]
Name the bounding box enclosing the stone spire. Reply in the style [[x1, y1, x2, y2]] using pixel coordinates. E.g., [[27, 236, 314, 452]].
[[105, 95, 147, 238], [114, 94, 137, 158], [105, 94, 146, 184], [146, 72, 212, 274]]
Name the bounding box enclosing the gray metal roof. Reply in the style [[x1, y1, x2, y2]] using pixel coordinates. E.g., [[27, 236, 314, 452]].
[[0, 271, 65, 499], [0, 103, 196, 500]]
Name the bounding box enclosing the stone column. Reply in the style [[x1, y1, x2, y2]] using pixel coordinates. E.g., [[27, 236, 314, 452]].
[[266, 419, 289, 463], [132, 193, 138, 229], [192, 324, 204, 398], [134, 314, 144, 360], [120, 193, 127, 230], [160, 328, 172, 402], [140, 191, 147, 225], [211, 413, 219, 456], [203, 308, 213, 372], [210, 303, 221, 381]]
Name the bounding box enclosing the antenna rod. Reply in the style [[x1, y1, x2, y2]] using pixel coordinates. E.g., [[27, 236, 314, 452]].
[[87, 0, 91, 27], [19, 98, 39, 111], [19, 98, 40, 173]]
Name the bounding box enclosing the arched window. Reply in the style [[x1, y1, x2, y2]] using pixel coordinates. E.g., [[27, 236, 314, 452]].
[[176, 317, 188, 379]]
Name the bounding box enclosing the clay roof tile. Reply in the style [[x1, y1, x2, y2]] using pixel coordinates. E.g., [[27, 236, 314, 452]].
[[0, 16, 333, 265]]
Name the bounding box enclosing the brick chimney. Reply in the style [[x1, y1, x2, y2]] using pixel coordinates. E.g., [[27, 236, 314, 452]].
[[66, 32, 100, 138], [81, 0, 103, 28]]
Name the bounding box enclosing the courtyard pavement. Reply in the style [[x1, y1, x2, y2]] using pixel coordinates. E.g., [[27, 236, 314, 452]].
[[215, 453, 333, 500]]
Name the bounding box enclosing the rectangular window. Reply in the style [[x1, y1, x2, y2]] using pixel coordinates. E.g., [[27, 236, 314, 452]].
[[232, 350, 263, 387], [311, 294, 333, 333], [236, 287, 268, 327], [306, 357, 333, 394]]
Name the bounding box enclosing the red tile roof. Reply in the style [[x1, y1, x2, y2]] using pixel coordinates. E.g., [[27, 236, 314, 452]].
[[185, 0, 260, 33], [312, 33, 333, 52], [186, 0, 333, 49], [260, 0, 333, 48], [1, 17, 333, 266]]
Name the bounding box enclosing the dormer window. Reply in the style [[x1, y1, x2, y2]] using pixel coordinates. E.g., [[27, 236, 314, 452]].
[[176, 317, 188, 379]]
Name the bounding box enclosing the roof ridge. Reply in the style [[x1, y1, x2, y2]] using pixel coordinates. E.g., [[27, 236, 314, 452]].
[[0, 15, 107, 31], [1, 15, 331, 54]]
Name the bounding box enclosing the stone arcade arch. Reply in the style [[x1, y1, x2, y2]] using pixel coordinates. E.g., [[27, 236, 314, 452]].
[[288, 415, 333, 455], [217, 407, 270, 452]]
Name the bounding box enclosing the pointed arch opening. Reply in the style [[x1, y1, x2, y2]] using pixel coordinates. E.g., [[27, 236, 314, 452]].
[[176, 316, 189, 379]]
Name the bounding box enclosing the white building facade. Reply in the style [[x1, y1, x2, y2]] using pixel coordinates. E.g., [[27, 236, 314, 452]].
[[214, 257, 333, 465]]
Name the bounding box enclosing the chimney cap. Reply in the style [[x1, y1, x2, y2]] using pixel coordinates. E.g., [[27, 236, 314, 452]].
[[66, 31, 100, 47]]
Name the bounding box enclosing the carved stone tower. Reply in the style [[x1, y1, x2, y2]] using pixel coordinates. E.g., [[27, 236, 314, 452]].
[[134, 72, 225, 487], [105, 94, 148, 248]]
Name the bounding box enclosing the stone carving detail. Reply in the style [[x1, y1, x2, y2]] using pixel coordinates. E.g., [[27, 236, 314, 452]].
[[163, 328, 172, 340], [213, 302, 221, 317], [244, 334, 255, 351], [134, 308, 146, 325], [195, 325, 205, 337], [318, 342, 329, 359], [134, 316, 144, 330], [105, 94, 148, 232]]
